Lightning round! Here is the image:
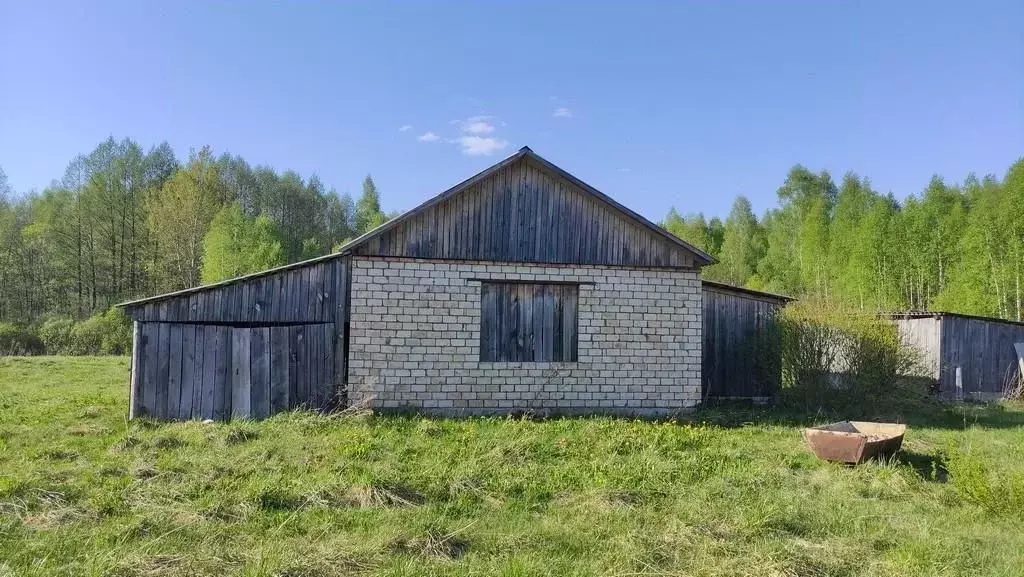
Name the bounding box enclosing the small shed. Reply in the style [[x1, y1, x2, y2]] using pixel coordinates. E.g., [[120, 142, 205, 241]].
[[119, 147, 715, 420], [701, 281, 792, 401], [893, 311, 1024, 400]]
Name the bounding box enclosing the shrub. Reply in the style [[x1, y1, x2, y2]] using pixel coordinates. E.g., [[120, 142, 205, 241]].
[[70, 315, 107, 355], [777, 300, 928, 416], [0, 322, 45, 355], [70, 308, 131, 355], [38, 317, 77, 355], [97, 308, 132, 355]]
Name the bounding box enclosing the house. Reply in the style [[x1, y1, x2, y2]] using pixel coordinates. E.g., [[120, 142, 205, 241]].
[[701, 281, 792, 401], [118, 147, 714, 419], [893, 311, 1024, 400]]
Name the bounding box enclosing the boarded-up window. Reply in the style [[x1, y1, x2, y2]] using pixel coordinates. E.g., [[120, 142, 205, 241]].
[[479, 282, 578, 362]]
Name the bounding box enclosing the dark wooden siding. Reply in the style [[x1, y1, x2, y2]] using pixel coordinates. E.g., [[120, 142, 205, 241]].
[[124, 256, 351, 421], [353, 156, 697, 268], [125, 258, 346, 325], [480, 282, 578, 362], [938, 315, 1024, 398], [132, 322, 334, 420], [702, 284, 785, 399]]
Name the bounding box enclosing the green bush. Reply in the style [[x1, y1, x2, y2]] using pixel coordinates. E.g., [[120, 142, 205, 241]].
[[98, 308, 131, 355], [777, 301, 928, 416], [38, 317, 77, 355], [70, 315, 106, 355], [69, 308, 131, 355], [0, 322, 45, 355]]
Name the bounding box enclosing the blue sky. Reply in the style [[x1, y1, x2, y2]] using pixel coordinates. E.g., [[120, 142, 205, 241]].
[[2, 1, 1021, 221]]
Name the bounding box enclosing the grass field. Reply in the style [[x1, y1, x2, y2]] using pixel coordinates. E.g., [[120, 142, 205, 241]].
[[1, 357, 1024, 576]]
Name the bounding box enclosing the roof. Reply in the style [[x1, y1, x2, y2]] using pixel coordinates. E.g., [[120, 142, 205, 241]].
[[701, 280, 795, 303], [886, 310, 1024, 328], [119, 146, 714, 309]]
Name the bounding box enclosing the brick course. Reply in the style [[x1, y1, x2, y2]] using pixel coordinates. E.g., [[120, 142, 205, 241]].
[[347, 256, 702, 416]]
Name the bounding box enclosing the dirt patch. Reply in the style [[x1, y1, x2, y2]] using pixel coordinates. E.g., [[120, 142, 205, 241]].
[[225, 427, 259, 445], [150, 435, 185, 450], [388, 528, 470, 560], [65, 424, 112, 436], [340, 482, 425, 508], [274, 552, 375, 577], [39, 448, 79, 461], [447, 477, 502, 506]]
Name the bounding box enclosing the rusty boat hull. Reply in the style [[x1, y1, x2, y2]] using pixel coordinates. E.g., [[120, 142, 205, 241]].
[[804, 421, 906, 464]]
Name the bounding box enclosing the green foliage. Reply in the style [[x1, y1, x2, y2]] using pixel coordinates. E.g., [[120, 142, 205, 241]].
[[660, 157, 1024, 324], [777, 301, 928, 415], [2, 309, 129, 356], [146, 148, 225, 290], [0, 323, 45, 355], [355, 174, 387, 235], [67, 309, 127, 355], [201, 203, 285, 284], [712, 196, 765, 284], [38, 317, 77, 355], [1, 139, 379, 325], [661, 209, 721, 257]]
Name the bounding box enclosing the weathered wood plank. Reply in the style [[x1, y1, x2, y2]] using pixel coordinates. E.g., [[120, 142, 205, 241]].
[[291, 325, 307, 407], [310, 323, 323, 407], [212, 325, 230, 420], [179, 324, 196, 420], [270, 326, 290, 413], [155, 323, 171, 419], [198, 326, 217, 420], [139, 323, 158, 417], [191, 325, 206, 418], [322, 323, 335, 407], [166, 324, 183, 420], [129, 321, 142, 419], [231, 328, 251, 419], [250, 327, 270, 419]]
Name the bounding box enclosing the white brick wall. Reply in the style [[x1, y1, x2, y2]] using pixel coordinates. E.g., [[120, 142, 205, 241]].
[[347, 256, 702, 416]]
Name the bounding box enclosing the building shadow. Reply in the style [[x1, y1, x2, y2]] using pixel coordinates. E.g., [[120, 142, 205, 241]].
[[687, 398, 1024, 431], [893, 449, 948, 482]]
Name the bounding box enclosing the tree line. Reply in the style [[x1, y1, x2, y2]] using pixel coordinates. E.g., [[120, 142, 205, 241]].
[[0, 137, 390, 325], [664, 158, 1024, 320], [2, 137, 1022, 327]]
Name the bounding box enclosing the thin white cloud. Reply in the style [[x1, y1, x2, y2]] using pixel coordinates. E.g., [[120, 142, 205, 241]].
[[399, 124, 413, 132], [553, 107, 572, 118], [452, 136, 509, 156], [617, 167, 632, 173], [465, 120, 494, 134], [417, 131, 440, 142], [452, 115, 496, 134]]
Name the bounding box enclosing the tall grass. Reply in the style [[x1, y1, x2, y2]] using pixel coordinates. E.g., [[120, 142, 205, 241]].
[[3, 357, 1024, 575]]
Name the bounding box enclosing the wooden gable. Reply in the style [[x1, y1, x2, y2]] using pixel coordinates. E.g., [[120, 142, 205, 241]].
[[349, 148, 713, 268]]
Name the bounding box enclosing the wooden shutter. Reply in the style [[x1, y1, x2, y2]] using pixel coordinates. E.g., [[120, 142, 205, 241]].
[[480, 283, 578, 362]]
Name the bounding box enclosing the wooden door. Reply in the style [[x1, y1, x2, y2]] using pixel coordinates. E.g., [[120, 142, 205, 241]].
[[134, 322, 335, 420]]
